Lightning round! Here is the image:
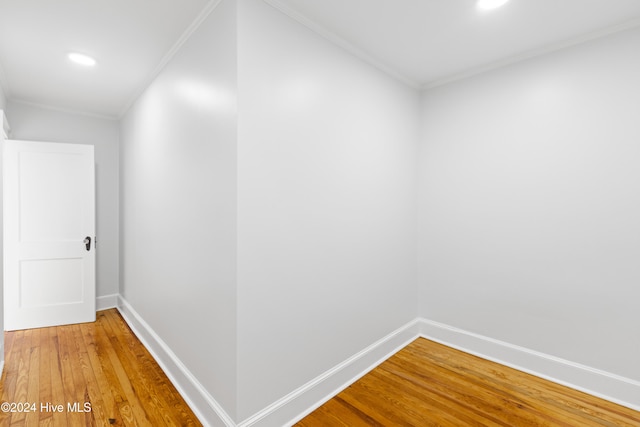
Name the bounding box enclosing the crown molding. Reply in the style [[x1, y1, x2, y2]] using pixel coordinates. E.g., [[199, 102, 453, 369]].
[[118, 0, 225, 118], [423, 17, 640, 91], [262, 0, 421, 90], [8, 99, 118, 121]]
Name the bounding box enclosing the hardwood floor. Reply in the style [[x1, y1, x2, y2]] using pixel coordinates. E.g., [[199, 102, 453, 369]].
[[2, 315, 639, 427], [297, 338, 640, 427], [0, 309, 201, 427]]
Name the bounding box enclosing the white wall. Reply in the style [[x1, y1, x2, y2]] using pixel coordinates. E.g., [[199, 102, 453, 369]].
[[418, 27, 640, 383], [119, 0, 238, 419], [0, 84, 6, 368], [236, 0, 419, 421], [5, 101, 120, 301]]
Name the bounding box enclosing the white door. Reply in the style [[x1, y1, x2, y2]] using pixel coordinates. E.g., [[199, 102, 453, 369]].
[[4, 140, 95, 331]]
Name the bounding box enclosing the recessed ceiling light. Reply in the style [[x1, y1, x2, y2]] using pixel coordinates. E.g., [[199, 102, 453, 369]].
[[476, 0, 510, 11], [68, 52, 97, 67]]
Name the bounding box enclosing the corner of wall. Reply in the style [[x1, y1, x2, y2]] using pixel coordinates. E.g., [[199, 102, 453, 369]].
[[96, 294, 118, 311], [116, 295, 236, 426], [238, 319, 421, 427]]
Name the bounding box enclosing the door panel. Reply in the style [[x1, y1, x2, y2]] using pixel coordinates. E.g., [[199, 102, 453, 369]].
[[4, 140, 95, 331], [20, 258, 84, 307], [19, 151, 86, 242]]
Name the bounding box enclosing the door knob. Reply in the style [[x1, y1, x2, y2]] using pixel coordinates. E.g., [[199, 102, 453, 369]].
[[84, 236, 92, 251]]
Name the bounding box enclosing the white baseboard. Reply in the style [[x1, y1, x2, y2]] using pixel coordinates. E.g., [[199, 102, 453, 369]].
[[418, 318, 640, 412], [96, 294, 118, 311], [114, 295, 419, 427], [116, 296, 235, 427], [240, 319, 421, 427], [109, 300, 640, 425]]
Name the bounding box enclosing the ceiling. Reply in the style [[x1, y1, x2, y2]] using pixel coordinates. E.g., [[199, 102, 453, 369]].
[[268, 0, 640, 87], [1, 0, 640, 118], [0, 0, 212, 118]]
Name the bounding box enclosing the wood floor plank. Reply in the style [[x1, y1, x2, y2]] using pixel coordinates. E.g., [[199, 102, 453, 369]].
[[385, 352, 573, 426], [71, 324, 107, 427], [61, 324, 91, 427], [1, 309, 201, 427], [98, 310, 173, 426], [101, 310, 200, 426], [299, 396, 385, 427], [60, 325, 82, 427], [38, 327, 54, 426], [48, 327, 69, 427], [405, 341, 592, 423], [298, 338, 640, 426], [92, 313, 155, 426], [0, 330, 18, 426], [371, 364, 507, 427], [80, 316, 120, 425], [11, 329, 33, 426], [406, 340, 637, 427], [24, 328, 41, 427]]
